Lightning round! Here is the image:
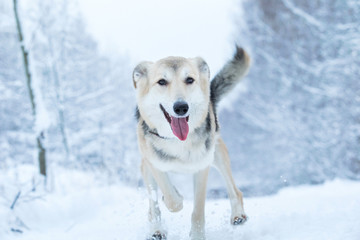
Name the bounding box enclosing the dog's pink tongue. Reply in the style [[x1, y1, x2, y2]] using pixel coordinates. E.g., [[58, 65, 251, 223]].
[[170, 116, 189, 141]]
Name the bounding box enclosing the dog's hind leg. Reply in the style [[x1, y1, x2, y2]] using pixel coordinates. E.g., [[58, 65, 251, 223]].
[[141, 159, 166, 239], [190, 166, 210, 240], [213, 138, 248, 225], [144, 159, 183, 213]]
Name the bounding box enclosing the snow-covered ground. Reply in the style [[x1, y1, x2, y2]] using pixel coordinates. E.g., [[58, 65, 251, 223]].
[[1, 166, 360, 240]]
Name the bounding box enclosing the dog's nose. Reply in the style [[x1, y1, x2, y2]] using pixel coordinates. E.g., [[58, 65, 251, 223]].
[[173, 101, 189, 116]]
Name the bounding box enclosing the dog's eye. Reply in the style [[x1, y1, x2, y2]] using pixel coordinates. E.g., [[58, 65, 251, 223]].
[[185, 77, 195, 84], [157, 79, 168, 86]]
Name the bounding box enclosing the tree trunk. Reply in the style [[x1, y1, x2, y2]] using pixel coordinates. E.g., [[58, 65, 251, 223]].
[[13, 0, 47, 177], [48, 38, 70, 160]]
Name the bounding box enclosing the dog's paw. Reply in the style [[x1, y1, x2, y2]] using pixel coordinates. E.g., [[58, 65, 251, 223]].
[[232, 214, 248, 225], [149, 231, 167, 240]]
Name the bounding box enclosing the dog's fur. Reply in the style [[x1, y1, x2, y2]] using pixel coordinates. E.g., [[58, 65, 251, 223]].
[[133, 46, 250, 240]]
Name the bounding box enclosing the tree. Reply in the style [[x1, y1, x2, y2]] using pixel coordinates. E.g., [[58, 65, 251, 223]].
[[220, 0, 360, 195], [13, 0, 47, 177]]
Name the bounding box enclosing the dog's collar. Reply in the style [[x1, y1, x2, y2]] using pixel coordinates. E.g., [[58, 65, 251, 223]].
[[142, 120, 167, 140], [149, 130, 166, 139]]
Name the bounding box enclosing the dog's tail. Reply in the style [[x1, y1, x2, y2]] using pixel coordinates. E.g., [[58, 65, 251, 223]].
[[210, 46, 250, 106]]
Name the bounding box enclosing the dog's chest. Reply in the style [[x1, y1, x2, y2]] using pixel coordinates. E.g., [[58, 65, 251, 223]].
[[148, 134, 216, 173]]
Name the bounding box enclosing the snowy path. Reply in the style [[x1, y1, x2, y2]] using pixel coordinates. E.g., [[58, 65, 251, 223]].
[[1, 175, 360, 240]]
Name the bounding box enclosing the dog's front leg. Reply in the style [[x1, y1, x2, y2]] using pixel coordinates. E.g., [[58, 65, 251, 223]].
[[141, 159, 166, 239], [144, 159, 183, 212], [190, 166, 210, 240], [213, 138, 248, 225]]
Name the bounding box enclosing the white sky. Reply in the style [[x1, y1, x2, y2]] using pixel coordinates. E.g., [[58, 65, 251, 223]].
[[77, 0, 240, 75]]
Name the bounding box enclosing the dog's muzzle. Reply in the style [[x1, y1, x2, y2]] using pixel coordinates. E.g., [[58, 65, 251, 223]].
[[160, 103, 189, 141]]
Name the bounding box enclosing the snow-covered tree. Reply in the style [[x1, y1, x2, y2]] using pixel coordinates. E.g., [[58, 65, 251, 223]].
[[0, 1, 33, 170], [13, 0, 48, 177], [1, 0, 139, 184], [219, 0, 360, 195]]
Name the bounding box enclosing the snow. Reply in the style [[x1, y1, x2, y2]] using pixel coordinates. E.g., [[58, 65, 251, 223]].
[[1, 166, 360, 240], [282, 0, 323, 28]]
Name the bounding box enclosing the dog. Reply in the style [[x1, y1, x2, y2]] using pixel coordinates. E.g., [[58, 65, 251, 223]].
[[133, 46, 250, 240]]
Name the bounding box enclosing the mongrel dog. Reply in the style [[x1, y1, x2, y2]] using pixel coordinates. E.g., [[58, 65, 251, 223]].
[[133, 46, 250, 240]]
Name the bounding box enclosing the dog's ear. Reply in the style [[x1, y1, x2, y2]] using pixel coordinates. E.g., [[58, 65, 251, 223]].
[[133, 61, 153, 89], [193, 57, 210, 81]]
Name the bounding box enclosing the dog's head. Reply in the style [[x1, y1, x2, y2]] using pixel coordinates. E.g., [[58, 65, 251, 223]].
[[133, 56, 210, 141]]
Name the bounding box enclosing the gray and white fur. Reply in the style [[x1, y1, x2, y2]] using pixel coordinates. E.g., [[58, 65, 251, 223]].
[[210, 47, 250, 107], [133, 46, 251, 240]]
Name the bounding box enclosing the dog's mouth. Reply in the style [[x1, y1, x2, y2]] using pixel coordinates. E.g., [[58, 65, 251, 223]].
[[160, 104, 189, 141]]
